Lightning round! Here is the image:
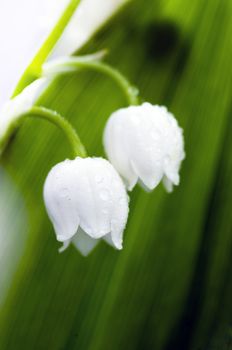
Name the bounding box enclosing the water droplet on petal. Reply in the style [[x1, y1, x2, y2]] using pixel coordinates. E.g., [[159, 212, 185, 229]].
[[60, 188, 69, 198], [95, 174, 103, 184], [100, 189, 110, 201]]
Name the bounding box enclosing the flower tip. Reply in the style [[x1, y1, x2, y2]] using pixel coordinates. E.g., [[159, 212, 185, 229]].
[[79, 250, 91, 258], [125, 175, 138, 192], [58, 246, 66, 254], [127, 183, 135, 192], [115, 243, 123, 250], [112, 237, 123, 250], [138, 177, 161, 192], [58, 240, 70, 253], [56, 232, 76, 242], [57, 235, 66, 242]]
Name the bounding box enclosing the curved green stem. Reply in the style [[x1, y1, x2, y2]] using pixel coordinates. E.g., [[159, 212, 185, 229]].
[[0, 106, 86, 159], [43, 58, 140, 106]]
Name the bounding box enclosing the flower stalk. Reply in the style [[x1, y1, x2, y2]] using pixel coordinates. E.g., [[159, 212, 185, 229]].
[[29, 107, 86, 158], [0, 106, 86, 159], [43, 56, 140, 106]]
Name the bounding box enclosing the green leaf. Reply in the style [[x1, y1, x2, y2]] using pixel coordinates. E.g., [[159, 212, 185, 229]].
[[13, 0, 82, 97], [0, 0, 232, 349]]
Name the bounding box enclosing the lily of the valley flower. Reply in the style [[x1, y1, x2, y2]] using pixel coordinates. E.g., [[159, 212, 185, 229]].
[[103, 102, 185, 192], [0, 78, 49, 154], [43, 157, 129, 256]]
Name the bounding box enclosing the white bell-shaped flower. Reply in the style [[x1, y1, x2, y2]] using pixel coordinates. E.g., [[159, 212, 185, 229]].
[[43, 157, 129, 256], [103, 103, 185, 192]]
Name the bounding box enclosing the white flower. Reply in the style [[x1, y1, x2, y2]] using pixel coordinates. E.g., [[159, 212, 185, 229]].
[[103, 102, 185, 192], [0, 78, 49, 143], [43, 157, 129, 256]]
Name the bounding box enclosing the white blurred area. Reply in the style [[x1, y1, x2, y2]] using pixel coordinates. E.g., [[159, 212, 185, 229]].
[[0, 0, 125, 109], [0, 0, 67, 108]]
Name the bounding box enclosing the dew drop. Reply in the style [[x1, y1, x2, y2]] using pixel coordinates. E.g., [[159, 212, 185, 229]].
[[128, 86, 139, 97], [100, 189, 110, 201], [95, 174, 103, 184], [60, 188, 69, 198]]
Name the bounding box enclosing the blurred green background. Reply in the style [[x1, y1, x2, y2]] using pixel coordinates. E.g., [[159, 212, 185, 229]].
[[0, 0, 232, 349]]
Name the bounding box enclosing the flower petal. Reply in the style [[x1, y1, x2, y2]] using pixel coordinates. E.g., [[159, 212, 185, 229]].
[[73, 157, 128, 240], [109, 179, 129, 250], [72, 227, 99, 256], [125, 105, 168, 190], [102, 233, 115, 247], [43, 160, 80, 242], [162, 176, 174, 193], [102, 231, 122, 250], [103, 111, 138, 190], [59, 239, 71, 253]]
